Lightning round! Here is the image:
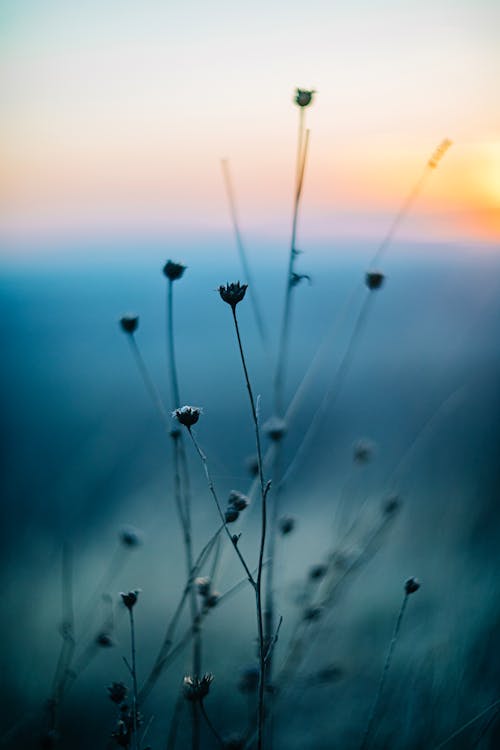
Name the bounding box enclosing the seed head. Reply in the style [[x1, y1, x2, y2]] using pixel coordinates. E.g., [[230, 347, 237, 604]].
[[295, 88, 315, 108], [173, 405, 202, 428], [279, 515, 296, 535], [120, 315, 139, 334], [120, 590, 140, 610], [96, 632, 114, 648], [228, 490, 250, 512], [405, 577, 420, 595], [218, 281, 248, 309], [309, 564, 327, 581], [365, 271, 385, 290], [108, 682, 128, 704], [353, 439, 375, 464], [194, 577, 211, 598], [383, 495, 401, 515], [264, 417, 287, 442], [225, 507, 240, 523], [119, 526, 143, 548], [183, 673, 214, 702], [163, 260, 186, 281]]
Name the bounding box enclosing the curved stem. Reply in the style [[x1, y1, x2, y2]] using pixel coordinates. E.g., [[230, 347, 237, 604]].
[[359, 593, 409, 750], [186, 427, 256, 587], [199, 701, 225, 748]]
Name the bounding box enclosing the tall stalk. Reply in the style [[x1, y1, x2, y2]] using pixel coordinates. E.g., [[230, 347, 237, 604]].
[[165, 264, 202, 750]]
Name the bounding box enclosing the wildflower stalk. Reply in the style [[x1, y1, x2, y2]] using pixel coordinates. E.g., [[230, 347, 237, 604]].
[[433, 698, 500, 750], [186, 426, 256, 586], [165, 271, 202, 750], [199, 701, 225, 748], [228, 303, 269, 750], [139, 525, 223, 702], [359, 580, 419, 750], [126, 333, 171, 427], [127, 607, 139, 750], [221, 158, 268, 349]]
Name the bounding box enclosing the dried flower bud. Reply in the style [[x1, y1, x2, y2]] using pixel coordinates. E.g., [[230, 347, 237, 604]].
[[120, 315, 139, 334], [119, 526, 143, 548], [303, 606, 322, 622], [205, 592, 220, 608], [195, 577, 212, 597], [405, 577, 420, 595], [279, 516, 296, 535], [383, 495, 401, 515], [218, 281, 248, 309], [228, 490, 250, 512], [120, 590, 140, 610], [238, 666, 260, 694], [309, 564, 327, 581], [225, 507, 240, 523], [428, 138, 452, 169], [108, 682, 128, 704], [264, 417, 287, 442], [353, 439, 375, 464], [365, 271, 385, 290], [295, 88, 315, 108], [183, 673, 214, 702], [245, 455, 259, 477], [173, 405, 202, 428], [163, 260, 187, 281], [232, 534, 241, 545], [96, 632, 114, 648]]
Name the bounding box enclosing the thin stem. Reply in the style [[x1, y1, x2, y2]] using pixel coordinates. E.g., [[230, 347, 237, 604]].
[[129, 608, 139, 750], [274, 128, 311, 415], [186, 427, 256, 587], [199, 701, 225, 748], [166, 689, 185, 750], [139, 526, 223, 702], [434, 698, 500, 750], [166, 278, 201, 750], [127, 334, 171, 428], [359, 593, 409, 750], [230, 306, 268, 750], [221, 158, 268, 348]]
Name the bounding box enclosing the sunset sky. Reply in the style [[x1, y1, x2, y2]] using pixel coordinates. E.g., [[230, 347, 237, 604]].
[[1, 0, 499, 254]]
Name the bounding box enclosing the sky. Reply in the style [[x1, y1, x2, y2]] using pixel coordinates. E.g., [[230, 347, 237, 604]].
[[0, 0, 499, 254]]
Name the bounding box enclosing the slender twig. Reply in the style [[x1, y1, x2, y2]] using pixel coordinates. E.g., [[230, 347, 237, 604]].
[[229, 304, 270, 750], [127, 608, 139, 750], [186, 427, 256, 586], [199, 702, 226, 748], [221, 158, 268, 348], [139, 526, 223, 702], [167, 689, 185, 750], [127, 334, 171, 428], [264, 616, 283, 664], [433, 698, 500, 750], [358, 590, 410, 750]]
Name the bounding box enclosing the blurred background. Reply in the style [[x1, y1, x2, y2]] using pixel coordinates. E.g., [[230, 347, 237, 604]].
[[1, 1, 500, 748]]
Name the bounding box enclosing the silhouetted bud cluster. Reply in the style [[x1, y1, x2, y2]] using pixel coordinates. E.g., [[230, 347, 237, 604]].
[[224, 490, 250, 524], [195, 577, 220, 609], [119, 526, 143, 548], [365, 271, 385, 290], [279, 516, 296, 535], [405, 577, 420, 595], [163, 260, 186, 281], [173, 405, 201, 428], [108, 682, 128, 704], [183, 673, 214, 702], [120, 315, 139, 334], [218, 281, 248, 309], [295, 88, 315, 108], [120, 590, 140, 610]]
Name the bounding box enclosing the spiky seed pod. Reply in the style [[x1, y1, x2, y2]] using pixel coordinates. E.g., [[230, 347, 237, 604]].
[[405, 577, 420, 595], [183, 673, 214, 702], [218, 281, 248, 309], [163, 260, 186, 281], [120, 590, 140, 610], [120, 315, 139, 334], [295, 88, 315, 107], [173, 405, 202, 428], [365, 271, 385, 290]]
